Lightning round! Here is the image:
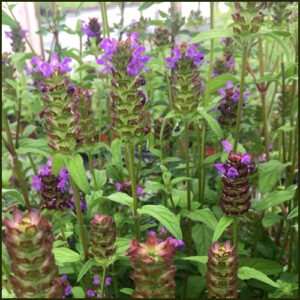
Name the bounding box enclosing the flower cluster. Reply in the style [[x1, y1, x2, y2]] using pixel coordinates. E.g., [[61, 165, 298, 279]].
[[232, 2, 267, 38], [220, 37, 235, 61], [126, 17, 151, 38], [30, 55, 72, 78], [97, 33, 151, 142], [5, 23, 27, 53], [166, 43, 204, 118], [154, 26, 170, 47], [2, 52, 16, 97], [125, 232, 178, 298], [215, 81, 250, 126], [60, 275, 72, 298], [270, 2, 294, 25], [214, 141, 252, 216], [3, 209, 64, 298], [212, 56, 235, 78], [165, 43, 205, 69], [206, 240, 239, 298], [80, 18, 103, 47], [89, 213, 117, 269], [31, 157, 71, 211], [85, 276, 112, 298]]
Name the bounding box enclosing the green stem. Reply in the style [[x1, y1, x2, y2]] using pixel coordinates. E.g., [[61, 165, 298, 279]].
[[199, 2, 215, 201], [79, 34, 83, 82], [127, 143, 141, 240], [233, 43, 248, 153], [2, 279, 12, 294], [195, 121, 201, 202], [280, 62, 287, 163], [278, 222, 290, 262], [100, 2, 110, 38], [100, 267, 107, 299], [69, 176, 89, 262], [288, 225, 294, 272], [88, 152, 98, 190], [2, 108, 31, 210], [111, 264, 119, 298], [233, 218, 238, 248], [28, 153, 38, 175], [184, 120, 191, 211]]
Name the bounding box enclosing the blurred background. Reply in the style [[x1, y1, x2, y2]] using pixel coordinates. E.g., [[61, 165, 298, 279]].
[[2, 2, 230, 56]]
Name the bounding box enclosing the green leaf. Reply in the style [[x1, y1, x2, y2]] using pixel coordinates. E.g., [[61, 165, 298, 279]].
[[2, 10, 17, 27], [150, 19, 164, 26], [16, 138, 51, 157], [262, 212, 281, 228], [198, 110, 223, 139], [255, 185, 296, 211], [258, 160, 290, 194], [204, 152, 222, 165], [66, 154, 91, 195], [188, 208, 218, 231], [239, 258, 283, 276], [209, 74, 238, 94], [142, 183, 167, 193], [51, 153, 65, 177], [170, 176, 192, 186], [22, 125, 36, 138], [182, 256, 208, 264], [138, 205, 182, 240], [5, 78, 17, 89], [106, 192, 133, 207], [120, 288, 133, 296], [189, 28, 233, 44], [287, 206, 298, 220], [2, 189, 24, 206], [238, 267, 279, 288], [77, 258, 94, 282], [53, 248, 80, 263], [212, 215, 233, 242], [116, 238, 131, 257], [71, 286, 85, 298], [138, 2, 157, 11], [192, 224, 213, 276], [90, 169, 107, 190]]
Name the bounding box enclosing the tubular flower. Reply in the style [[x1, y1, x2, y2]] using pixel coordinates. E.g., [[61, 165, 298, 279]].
[[125, 232, 178, 298], [165, 42, 204, 118], [89, 213, 117, 269], [73, 87, 97, 151], [154, 26, 170, 47], [215, 146, 253, 216], [2, 52, 16, 97], [5, 23, 27, 53], [206, 240, 239, 298], [97, 33, 151, 143], [3, 209, 64, 298], [31, 157, 71, 211], [216, 81, 250, 127], [231, 2, 267, 37], [80, 18, 103, 47], [31, 55, 78, 154]]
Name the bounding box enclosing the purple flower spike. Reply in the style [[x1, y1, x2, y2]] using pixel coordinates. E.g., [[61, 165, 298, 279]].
[[227, 167, 239, 179], [137, 187, 143, 197], [185, 45, 197, 59], [40, 165, 51, 176], [214, 163, 226, 176], [64, 286, 72, 296], [222, 140, 232, 153], [31, 176, 42, 191]]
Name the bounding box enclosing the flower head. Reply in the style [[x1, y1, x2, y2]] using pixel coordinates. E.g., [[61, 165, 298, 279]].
[[241, 153, 251, 165], [227, 167, 239, 179], [222, 140, 232, 153]]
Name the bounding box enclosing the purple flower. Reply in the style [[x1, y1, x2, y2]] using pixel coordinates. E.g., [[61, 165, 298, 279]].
[[100, 38, 118, 60], [59, 168, 70, 181], [227, 167, 238, 179], [185, 45, 197, 59], [31, 176, 42, 192], [105, 277, 112, 287], [214, 163, 226, 176], [127, 45, 150, 76], [226, 80, 233, 89], [259, 155, 266, 163], [115, 182, 122, 191], [168, 237, 185, 249], [64, 286, 72, 296], [165, 48, 182, 69], [87, 290, 95, 297], [60, 57, 72, 74], [248, 164, 255, 171], [220, 37, 226, 43], [138, 89, 146, 105], [226, 58, 235, 68], [57, 179, 68, 192], [211, 108, 217, 112], [39, 81, 47, 93], [130, 32, 139, 48], [241, 153, 251, 165], [161, 226, 166, 233], [80, 201, 87, 212], [222, 140, 232, 153], [97, 58, 114, 75], [40, 165, 51, 176], [232, 90, 239, 103], [61, 275, 67, 281], [217, 88, 227, 97], [243, 92, 251, 101], [24, 66, 32, 76], [137, 187, 143, 197], [5, 31, 11, 38], [193, 51, 205, 66], [67, 238, 73, 245], [94, 276, 100, 285], [40, 61, 54, 78]]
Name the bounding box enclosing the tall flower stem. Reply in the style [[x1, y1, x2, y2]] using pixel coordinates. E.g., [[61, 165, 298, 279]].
[[34, 2, 45, 60], [232, 43, 248, 153], [184, 120, 191, 211], [111, 264, 119, 298], [2, 108, 31, 210], [280, 62, 287, 163], [79, 34, 83, 81], [100, 2, 110, 38], [199, 2, 214, 202], [233, 218, 238, 247], [127, 143, 141, 241], [100, 267, 107, 299]]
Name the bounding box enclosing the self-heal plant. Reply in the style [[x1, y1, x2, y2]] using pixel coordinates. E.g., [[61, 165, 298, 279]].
[[206, 240, 239, 298], [5, 23, 27, 53], [214, 141, 253, 215], [125, 232, 178, 298], [80, 17, 103, 47], [3, 209, 64, 298]]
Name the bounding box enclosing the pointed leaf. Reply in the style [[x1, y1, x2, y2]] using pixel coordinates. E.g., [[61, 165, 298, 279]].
[[212, 215, 233, 242]]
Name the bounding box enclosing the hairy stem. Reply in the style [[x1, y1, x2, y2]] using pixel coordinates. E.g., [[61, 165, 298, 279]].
[[100, 267, 106, 299]]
